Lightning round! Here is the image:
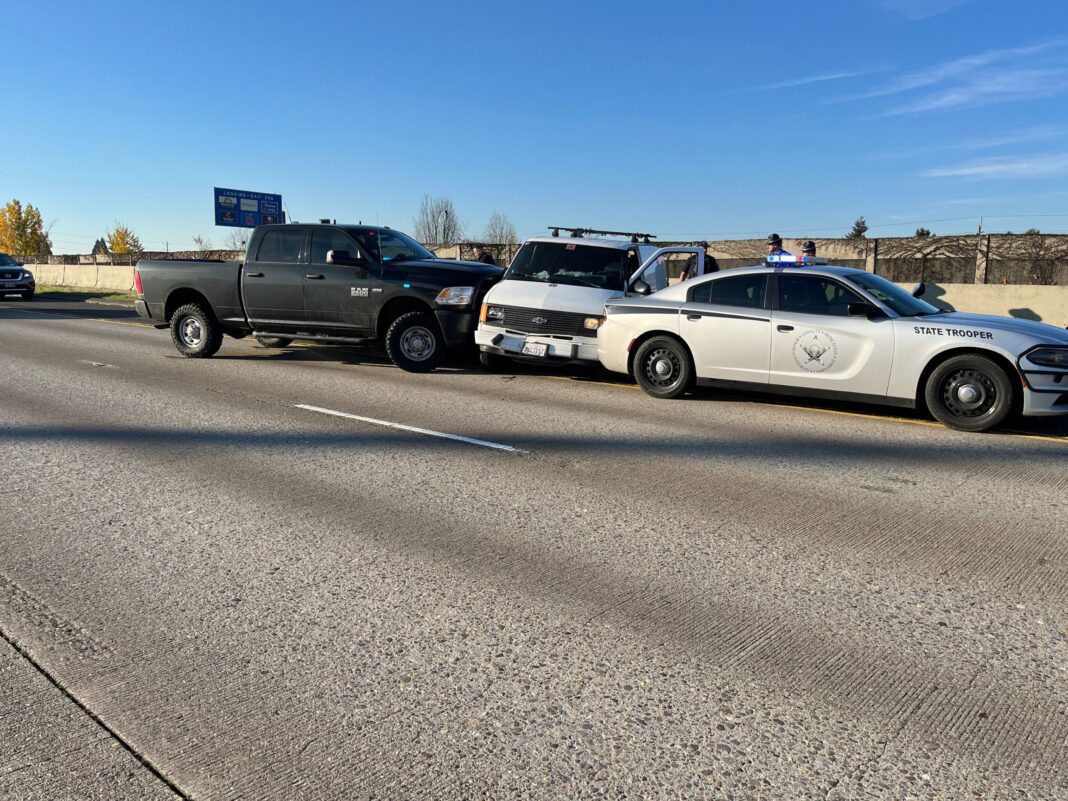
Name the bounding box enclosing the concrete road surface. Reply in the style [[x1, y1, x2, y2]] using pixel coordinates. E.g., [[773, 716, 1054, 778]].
[[1, 298, 1065, 800]]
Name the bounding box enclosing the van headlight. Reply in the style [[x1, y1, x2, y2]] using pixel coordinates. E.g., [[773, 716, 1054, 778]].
[[583, 316, 605, 330], [435, 286, 474, 306], [1026, 347, 1068, 367]]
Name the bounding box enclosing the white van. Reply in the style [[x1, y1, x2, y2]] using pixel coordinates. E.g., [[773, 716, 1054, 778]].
[[475, 228, 708, 368]]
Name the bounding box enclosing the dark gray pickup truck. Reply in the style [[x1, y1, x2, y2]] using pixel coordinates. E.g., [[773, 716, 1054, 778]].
[[135, 223, 502, 372]]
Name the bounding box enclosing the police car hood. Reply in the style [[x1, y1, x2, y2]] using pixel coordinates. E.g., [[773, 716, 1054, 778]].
[[485, 278, 623, 314], [910, 311, 1068, 342]]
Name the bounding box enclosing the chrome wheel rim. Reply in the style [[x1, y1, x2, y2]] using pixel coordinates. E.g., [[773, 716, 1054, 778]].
[[400, 326, 436, 361], [180, 317, 203, 348]]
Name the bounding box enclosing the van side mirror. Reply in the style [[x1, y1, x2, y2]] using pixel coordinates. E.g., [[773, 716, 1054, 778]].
[[631, 280, 651, 296], [848, 302, 884, 318], [911, 282, 927, 298]]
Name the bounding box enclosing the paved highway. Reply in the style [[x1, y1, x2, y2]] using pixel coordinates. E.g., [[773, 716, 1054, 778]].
[[1, 298, 1066, 800]]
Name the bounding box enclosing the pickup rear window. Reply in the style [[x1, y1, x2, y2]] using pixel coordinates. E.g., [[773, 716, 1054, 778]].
[[255, 230, 304, 263]]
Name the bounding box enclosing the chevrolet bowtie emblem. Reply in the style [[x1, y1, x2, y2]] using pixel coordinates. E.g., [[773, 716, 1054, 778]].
[[532, 317, 547, 324]]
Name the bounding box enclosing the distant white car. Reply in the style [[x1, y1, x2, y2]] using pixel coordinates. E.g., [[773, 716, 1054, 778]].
[[596, 260, 1068, 432]]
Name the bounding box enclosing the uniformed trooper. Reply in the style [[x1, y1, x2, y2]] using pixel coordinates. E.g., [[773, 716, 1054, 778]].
[[766, 233, 791, 259], [801, 240, 816, 258]]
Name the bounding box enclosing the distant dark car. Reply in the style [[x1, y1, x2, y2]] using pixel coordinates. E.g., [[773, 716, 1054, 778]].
[[0, 253, 34, 300], [134, 223, 502, 372]]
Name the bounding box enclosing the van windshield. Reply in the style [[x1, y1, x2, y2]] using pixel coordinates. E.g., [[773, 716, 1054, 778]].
[[506, 242, 628, 291]]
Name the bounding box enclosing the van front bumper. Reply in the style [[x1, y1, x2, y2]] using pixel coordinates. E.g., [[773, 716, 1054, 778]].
[[475, 325, 599, 363]]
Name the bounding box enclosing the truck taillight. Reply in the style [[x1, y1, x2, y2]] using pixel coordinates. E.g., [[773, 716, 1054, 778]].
[[134, 269, 143, 295]]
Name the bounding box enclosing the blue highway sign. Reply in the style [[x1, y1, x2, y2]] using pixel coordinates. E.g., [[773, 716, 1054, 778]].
[[214, 187, 283, 228]]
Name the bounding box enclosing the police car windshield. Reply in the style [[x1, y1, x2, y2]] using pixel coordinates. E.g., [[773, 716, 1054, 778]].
[[506, 241, 628, 291], [844, 272, 942, 317]]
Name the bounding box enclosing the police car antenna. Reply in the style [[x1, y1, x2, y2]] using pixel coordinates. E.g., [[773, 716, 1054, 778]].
[[548, 226, 656, 244]]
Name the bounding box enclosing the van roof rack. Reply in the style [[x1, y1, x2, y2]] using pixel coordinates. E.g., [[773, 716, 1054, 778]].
[[548, 226, 656, 244]]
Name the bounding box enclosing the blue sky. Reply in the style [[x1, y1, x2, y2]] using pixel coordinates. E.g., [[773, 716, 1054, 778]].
[[3, 0, 1068, 252]]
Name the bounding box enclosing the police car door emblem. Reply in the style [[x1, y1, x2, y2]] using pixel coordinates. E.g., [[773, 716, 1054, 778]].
[[793, 330, 838, 373]]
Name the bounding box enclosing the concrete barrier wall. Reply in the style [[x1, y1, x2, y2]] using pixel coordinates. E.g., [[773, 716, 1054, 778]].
[[902, 282, 1068, 329], [22, 263, 1067, 327]]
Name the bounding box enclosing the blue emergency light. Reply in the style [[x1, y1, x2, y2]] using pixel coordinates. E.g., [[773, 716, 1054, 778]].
[[765, 255, 828, 266]]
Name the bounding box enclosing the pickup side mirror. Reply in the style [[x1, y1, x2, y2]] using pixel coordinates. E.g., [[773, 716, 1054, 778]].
[[848, 302, 884, 318], [631, 279, 652, 296], [326, 249, 365, 266], [911, 282, 927, 298]]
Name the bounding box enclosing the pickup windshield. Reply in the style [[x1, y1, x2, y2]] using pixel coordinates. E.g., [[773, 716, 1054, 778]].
[[506, 242, 629, 291], [844, 272, 942, 317]]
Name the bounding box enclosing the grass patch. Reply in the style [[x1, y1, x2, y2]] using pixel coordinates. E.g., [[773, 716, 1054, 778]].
[[32, 285, 138, 303]]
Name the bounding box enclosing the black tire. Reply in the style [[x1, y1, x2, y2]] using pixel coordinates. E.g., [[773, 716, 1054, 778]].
[[924, 353, 1015, 432], [632, 336, 693, 399], [169, 302, 223, 359], [21, 291, 34, 301], [479, 350, 510, 372], [384, 311, 444, 372], [255, 336, 293, 348]]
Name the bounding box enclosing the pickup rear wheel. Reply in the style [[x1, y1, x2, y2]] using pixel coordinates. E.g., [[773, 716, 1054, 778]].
[[633, 336, 693, 399], [170, 302, 223, 358], [385, 311, 444, 373], [255, 336, 293, 349], [924, 353, 1015, 432]]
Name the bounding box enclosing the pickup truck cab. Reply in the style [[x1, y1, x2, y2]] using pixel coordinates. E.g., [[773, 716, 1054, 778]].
[[135, 224, 502, 372], [474, 228, 709, 368]]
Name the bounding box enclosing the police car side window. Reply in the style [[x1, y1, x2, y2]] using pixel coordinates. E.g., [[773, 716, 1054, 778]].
[[689, 274, 767, 309], [779, 275, 863, 316]]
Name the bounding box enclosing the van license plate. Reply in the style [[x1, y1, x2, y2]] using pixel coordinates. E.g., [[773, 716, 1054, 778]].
[[521, 342, 548, 357]]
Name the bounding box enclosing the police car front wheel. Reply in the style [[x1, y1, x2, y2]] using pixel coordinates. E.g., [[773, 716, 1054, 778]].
[[924, 354, 1015, 432], [633, 337, 693, 399]]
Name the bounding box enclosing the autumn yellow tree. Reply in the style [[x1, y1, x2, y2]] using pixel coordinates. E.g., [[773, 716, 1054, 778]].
[[106, 222, 143, 254], [0, 199, 52, 256]]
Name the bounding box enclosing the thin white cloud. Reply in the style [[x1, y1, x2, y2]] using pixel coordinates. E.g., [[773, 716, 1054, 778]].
[[880, 68, 1068, 116], [876, 0, 975, 21], [748, 71, 873, 92], [834, 40, 1064, 103], [958, 125, 1066, 150], [923, 153, 1068, 178]]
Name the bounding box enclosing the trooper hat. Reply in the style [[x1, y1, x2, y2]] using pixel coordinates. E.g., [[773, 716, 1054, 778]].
[[801, 240, 816, 252], [766, 233, 783, 245]]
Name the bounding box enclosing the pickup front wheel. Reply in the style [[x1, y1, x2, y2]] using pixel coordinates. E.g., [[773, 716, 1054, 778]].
[[385, 311, 444, 372], [170, 302, 223, 358]]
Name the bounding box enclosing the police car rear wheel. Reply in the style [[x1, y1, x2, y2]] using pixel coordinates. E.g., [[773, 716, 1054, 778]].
[[633, 337, 692, 399], [924, 354, 1014, 432]]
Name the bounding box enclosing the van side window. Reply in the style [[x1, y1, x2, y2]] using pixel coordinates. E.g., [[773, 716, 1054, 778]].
[[255, 230, 304, 263]]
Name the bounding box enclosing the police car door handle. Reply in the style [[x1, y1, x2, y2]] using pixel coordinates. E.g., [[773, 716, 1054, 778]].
[[245, 271, 265, 278], [305, 274, 325, 280], [777, 324, 794, 332]]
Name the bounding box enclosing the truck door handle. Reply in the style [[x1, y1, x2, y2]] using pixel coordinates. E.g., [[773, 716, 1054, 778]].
[[777, 325, 794, 332], [686, 314, 702, 321], [305, 274, 325, 280], [245, 271, 265, 278]]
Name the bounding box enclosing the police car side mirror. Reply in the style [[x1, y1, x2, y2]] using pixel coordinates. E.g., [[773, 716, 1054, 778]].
[[632, 280, 652, 296], [848, 302, 884, 318], [911, 282, 927, 298]]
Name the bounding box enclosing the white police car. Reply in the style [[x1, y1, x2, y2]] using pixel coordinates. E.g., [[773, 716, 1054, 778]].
[[596, 257, 1068, 432]]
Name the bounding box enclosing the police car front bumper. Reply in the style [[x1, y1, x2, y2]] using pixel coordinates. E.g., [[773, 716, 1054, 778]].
[[475, 325, 600, 363], [1021, 387, 1068, 417]]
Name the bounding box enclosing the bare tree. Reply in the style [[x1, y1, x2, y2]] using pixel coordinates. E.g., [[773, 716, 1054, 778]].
[[413, 195, 463, 246], [482, 212, 518, 246], [192, 234, 212, 252], [225, 229, 250, 251]]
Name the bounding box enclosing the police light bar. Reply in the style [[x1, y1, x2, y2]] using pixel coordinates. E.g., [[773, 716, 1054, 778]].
[[766, 255, 828, 266]]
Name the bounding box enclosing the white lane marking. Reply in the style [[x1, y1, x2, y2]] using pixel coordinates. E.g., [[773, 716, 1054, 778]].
[[295, 404, 526, 454]]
